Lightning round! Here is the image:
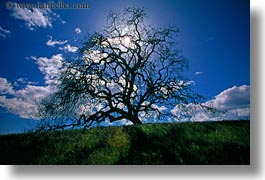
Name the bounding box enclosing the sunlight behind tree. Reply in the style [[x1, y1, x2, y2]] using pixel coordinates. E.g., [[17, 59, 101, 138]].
[[37, 7, 210, 131]]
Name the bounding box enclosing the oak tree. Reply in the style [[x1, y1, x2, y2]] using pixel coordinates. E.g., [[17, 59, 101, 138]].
[[38, 7, 205, 130]]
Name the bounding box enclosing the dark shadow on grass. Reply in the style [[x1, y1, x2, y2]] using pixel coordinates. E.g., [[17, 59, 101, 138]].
[[118, 125, 186, 165]]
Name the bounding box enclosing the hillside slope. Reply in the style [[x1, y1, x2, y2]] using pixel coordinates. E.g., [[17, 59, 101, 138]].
[[0, 120, 250, 165]]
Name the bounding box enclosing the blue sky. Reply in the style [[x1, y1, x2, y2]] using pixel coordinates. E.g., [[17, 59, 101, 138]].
[[0, 0, 249, 134]]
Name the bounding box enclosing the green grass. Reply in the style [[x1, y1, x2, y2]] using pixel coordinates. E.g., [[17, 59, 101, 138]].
[[0, 120, 250, 165]]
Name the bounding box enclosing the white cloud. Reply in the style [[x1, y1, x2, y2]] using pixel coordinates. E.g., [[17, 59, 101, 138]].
[[74, 27, 81, 34], [206, 85, 250, 120], [0, 77, 14, 95], [0, 54, 65, 119], [15, 78, 38, 86], [31, 54, 64, 86], [46, 36, 67, 47], [0, 95, 38, 119], [9, 4, 61, 30], [14, 85, 50, 100], [0, 82, 51, 119], [59, 44, 78, 53], [195, 71, 202, 75], [171, 85, 250, 121], [0, 26, 11, 38], [207, 85, 250, 110]]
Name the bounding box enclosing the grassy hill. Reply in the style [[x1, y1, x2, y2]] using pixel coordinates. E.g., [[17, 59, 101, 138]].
[[0, 120, 250, 165]]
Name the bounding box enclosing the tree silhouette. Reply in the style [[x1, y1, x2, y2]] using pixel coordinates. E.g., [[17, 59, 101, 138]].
[[38, 7, 206, 131]]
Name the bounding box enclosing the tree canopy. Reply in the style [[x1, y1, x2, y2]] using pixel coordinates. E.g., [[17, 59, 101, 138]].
[[37, 7, 206, 131]]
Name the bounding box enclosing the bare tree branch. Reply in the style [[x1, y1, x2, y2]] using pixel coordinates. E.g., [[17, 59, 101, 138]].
[[37, 7, 208, 131]]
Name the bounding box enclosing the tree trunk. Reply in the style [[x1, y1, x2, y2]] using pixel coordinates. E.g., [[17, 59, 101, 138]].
[[131, 117, 142, 125]]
